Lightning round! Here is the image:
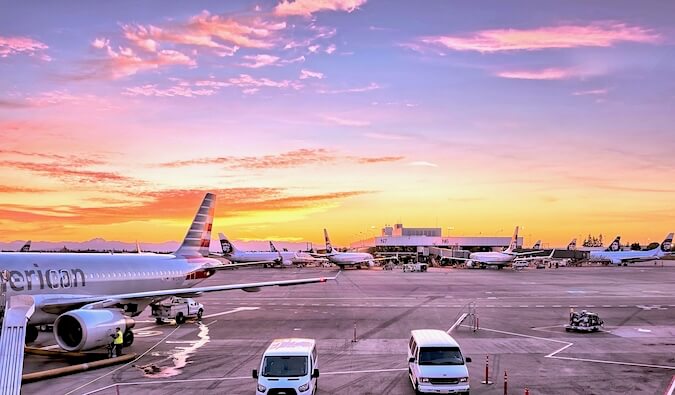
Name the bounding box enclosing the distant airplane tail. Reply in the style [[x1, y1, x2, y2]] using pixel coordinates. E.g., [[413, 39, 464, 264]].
[[567, 238, 577, 251], [659, 233, 673, 253], [19, 240, 31, 252], [606, 236, 621, 251], [504, 226, 519, 253], [218, 233, 239, 255], [324, 228, 333, 253], [269, 241, 278, 252], [174, 193, 215, 258], [532, 240, 541, 250]]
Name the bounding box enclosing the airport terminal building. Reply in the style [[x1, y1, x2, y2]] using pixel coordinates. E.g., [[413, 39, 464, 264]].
[[349, 223, 523, 256]]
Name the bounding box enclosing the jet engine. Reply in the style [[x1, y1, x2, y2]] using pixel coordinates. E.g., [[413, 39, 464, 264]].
[[54, 309, 135, 351]]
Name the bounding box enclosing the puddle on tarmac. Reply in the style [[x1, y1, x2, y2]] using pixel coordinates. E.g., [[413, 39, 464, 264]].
[[141, 322, 210, 378]]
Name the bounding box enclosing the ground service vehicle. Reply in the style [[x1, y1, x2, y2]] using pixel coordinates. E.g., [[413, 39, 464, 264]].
[[151, 297, 204, 325], [408, 329, 471, 394], [253, 338, 319, 395], [565, 310, 604, 332]]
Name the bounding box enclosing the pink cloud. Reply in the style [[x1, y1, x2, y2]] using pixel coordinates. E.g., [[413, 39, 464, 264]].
[[274, 0, 367, 17], [121, 25, 159, 52], [299, 69, 324, 79], [323, 115, 369, 127], [317, 82, 380, 94], [228, 74, 303, 92], [187, 11, 285, 49], [573, 88, 608, 96], [241, 54, 280, 68], [123, 83, 217, 98], [421, 22, 660, 53], [92, 42, 195, 78], [0, 36, 49, 58], [495, 68, 577, 80]]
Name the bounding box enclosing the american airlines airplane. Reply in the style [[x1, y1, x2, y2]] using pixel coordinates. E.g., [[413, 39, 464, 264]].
[[316, 229, 391, 269], [588, 233, 672, 265], [218, 234, 325, 268], [0, 193, 337, 351], [456, 227, 551, 269]]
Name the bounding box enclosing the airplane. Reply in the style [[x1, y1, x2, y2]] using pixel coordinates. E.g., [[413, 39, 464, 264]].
[[269, 241, 329, 267], [0, 193, 337, 352], [454, 227, 552, 269], [315, 229, 392, 269], [531, 240, 541, 250], [19, 241, 31, 252], [587, 233, 672, 265], [217, 233, 326, 268]]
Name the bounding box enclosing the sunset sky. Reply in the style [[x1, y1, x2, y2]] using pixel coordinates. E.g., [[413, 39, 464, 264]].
[[1, 0, 674, 247]]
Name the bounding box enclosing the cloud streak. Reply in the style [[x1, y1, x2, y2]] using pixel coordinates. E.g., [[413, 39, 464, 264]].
[[0, 36, 49, 58], [495, 68, 577, 80], [420, 22, 660, 53], [274, 0, 367, 17]]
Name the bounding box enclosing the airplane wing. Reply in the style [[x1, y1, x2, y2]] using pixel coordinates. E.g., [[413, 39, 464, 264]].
[[39, 273, 340, 315], [513, 249, 556, 261], [208, 260, 279, 269]]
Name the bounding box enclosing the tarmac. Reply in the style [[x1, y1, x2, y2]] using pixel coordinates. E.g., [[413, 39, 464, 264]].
[[23, 261, 675, 394]]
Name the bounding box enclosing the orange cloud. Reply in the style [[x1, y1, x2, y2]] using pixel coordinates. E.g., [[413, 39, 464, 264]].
[[495, 68, 576, 80], [0, 36, 48, 58], [0, 188, 370, 227], [421, 22, 660, 53], [158, 148, 403, 169], [274, 0, 367, 17]]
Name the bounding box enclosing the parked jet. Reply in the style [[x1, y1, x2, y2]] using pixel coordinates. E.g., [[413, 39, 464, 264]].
[[455, 227, 551, 269], [218, 234, 326, 268], [315, 229, 392, 269], [269, 241, 329, 267], [531, 240, 541, 250], [0, 193, 337, 351], [588, 233, 672, 265]]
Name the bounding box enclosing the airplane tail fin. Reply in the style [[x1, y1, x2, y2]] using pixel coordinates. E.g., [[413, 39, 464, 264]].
[[324, 228, 333, 253], [660, 233, 673, 253], [20, 240, 31, 252], [567, 238, 577, 251], [218, 232, 239, 255], [174, 193, 216, 258], [606, 236, 621, 251], [269, 241, 278, 252], [532, 240, 541, 250], [504, 226, 519, 253]]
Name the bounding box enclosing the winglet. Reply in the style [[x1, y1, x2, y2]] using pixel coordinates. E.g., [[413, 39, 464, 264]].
[[174, 193, 216, 258]]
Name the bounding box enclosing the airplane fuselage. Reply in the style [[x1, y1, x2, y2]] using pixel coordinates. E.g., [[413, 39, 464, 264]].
[[588, 249, 662, 264], [0, 252, 219, 324], [225, 251, 295, 265], [326, 252, 374, 267], [468, 252, 514, 265]]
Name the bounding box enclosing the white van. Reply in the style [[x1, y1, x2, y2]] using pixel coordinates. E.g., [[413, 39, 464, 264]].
[[408, 329, 471, 394], [253, 338, 319, 395]]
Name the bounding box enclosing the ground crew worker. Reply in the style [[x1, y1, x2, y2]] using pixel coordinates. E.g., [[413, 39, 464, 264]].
[[112, 327, 124, 357]]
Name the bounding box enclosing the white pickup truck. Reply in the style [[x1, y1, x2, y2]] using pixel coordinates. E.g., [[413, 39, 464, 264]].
[[151, 297, 204, 325]]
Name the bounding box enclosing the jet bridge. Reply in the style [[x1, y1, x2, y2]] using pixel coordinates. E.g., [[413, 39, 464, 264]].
[[0, 295, 36, 395]]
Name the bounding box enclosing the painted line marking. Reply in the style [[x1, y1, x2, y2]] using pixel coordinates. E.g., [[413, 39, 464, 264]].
[[80, 368, 408, 394], [202, 307, 259, 319], [519, 305, 529, 308], [602, 305, 612, 308], [665, 375, 675, 395], [552, 305, 562, 308]]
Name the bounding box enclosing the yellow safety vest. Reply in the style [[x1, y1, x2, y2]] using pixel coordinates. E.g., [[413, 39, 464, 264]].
[[114, 330, 124, 345]]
